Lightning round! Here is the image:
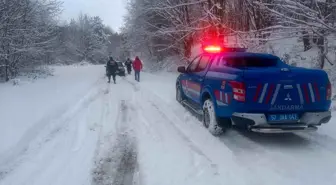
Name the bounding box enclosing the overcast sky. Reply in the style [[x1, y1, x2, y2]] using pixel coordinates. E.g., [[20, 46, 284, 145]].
[[61, 0, 127, 32]]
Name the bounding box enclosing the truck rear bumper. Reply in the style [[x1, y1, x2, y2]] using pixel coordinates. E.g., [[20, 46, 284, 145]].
[[232, 111, 331, 133], [250, 126, 318, 133]]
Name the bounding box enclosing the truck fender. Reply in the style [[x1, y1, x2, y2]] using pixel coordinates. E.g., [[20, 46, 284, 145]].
[[200, 85, 219, 112]]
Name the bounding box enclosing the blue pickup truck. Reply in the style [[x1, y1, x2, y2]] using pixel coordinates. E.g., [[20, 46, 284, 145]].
[[176, 45, 332, 135]]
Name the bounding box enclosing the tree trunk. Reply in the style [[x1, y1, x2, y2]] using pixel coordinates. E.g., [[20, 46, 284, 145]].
[[184, 37, 192, 58], [5, 65, 9, 82], [302, 31, 311, 51], [317, 35, 325, 69]]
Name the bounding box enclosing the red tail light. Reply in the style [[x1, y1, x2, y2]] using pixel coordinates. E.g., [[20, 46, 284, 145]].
[[327, 82, 332, 100], [230, 81, 246, 102]]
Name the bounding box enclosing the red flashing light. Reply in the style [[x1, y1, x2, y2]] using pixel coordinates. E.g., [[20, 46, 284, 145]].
[[327, 82, 332, 100], [203, 45, 222, 53]]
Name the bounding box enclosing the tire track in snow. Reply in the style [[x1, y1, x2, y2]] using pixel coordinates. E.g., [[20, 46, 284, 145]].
[[92, 99, 138, 185], [127, 79, 307, 185], [133, 92, 217, 183], [128, 81, 217, 160], [127, 81, 224, 178], [123, 78, 161, 141], [91, 83, 112, 170], [298, 132, 336, 153], [135, 104, 162, 142], [113, 100, 138, 185], [149, 102, 215, 164], [168, 101, 283, 178], [124, 79, 219, 183], [0, 76, 106, 181]]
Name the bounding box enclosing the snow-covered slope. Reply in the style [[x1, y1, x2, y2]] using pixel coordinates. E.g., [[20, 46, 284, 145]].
[[0, 65, 107, 185], [1, 66, 336, 185], [0, 66, 102, 155]]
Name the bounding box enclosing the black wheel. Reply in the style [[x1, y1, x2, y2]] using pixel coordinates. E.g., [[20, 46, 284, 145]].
[[203, 99, 225, 136], [176, 84, 184, 103]]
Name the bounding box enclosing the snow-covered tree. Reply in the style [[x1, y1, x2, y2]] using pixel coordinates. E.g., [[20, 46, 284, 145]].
[[256, 0, 336, 68], [123, 0, 335, 69], [0, 1, 123, 81], [56, 14, 123, 65], [0, 0, 62, 81]]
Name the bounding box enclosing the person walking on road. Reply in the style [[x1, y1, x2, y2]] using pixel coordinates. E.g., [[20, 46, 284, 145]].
[[132, 56, 143, 82], [106, 56, 118, 84], [125, 58, 132, 75]]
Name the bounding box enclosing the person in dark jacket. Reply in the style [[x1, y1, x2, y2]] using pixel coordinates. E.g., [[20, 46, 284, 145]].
[[125, 58, 132, 74], [132, 56, 143, 82], [106, 57, 118, 84]]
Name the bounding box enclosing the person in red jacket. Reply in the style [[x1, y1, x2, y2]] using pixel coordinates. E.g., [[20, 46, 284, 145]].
[[132, 56, 143, 82]]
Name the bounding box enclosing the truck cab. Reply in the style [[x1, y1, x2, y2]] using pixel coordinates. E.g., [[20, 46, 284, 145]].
[[176, 45, 332, 135]]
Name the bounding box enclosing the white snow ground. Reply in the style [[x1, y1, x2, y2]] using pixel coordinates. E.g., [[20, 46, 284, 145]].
[[1, 65, 336, 185]]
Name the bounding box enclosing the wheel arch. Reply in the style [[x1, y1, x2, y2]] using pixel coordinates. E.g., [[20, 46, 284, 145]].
[[176, 75, 183, 87], [176, 80, 180, 87], [201, 86, 216, 106]]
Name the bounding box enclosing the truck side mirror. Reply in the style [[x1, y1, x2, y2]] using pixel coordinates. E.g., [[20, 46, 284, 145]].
[[177, 66, 186, 73]]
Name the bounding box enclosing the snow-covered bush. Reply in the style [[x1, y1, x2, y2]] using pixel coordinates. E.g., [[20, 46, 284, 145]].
[[144, 56, 186, 73], [21, 66, 55, 80], [73, 61, 92, 67], [11, 79, 20, 86]]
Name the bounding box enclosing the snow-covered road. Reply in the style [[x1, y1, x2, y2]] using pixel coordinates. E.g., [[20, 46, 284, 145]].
[[1, 65, 336, 185]]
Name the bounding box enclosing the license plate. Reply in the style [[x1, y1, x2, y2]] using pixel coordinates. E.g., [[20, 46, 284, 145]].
[[267, 113, 299, 122]]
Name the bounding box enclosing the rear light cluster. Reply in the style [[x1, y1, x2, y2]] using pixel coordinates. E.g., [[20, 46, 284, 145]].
[[327, 82, 332, 100], [229, 81, 246, 102], [228, 81, 332, 102]]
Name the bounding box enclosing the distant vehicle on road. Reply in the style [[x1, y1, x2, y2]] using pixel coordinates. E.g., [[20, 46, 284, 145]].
[[116, 61, 126, 76]]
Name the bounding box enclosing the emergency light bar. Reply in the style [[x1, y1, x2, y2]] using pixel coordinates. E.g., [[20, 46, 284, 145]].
[[203, 45, 222, 53], [202, 45, 247, 53]]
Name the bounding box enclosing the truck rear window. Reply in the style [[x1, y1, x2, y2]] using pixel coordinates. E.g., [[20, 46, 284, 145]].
[[222, 56, 278, 68]]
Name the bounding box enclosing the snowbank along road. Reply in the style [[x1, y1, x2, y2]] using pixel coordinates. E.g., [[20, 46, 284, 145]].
[[1, 65, 336, 185]]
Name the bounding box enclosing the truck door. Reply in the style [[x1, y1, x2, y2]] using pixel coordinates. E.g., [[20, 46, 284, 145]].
[[180, 56, 201, 102], [187, 55, 212, 104]]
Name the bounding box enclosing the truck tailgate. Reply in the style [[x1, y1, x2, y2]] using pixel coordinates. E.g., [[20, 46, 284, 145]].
[[243, 67, 330, 113]]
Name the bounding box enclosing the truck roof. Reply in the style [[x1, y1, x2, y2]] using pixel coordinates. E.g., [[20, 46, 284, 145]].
[[216, 52, 280, 59]]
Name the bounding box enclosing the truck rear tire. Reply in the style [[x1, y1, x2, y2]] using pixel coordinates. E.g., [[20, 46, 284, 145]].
[[203, 99, 224, 136]]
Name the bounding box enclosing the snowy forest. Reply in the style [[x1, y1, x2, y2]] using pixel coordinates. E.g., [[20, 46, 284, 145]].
[[0, 0, 123, 82], [122, 0, 336, 71]]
